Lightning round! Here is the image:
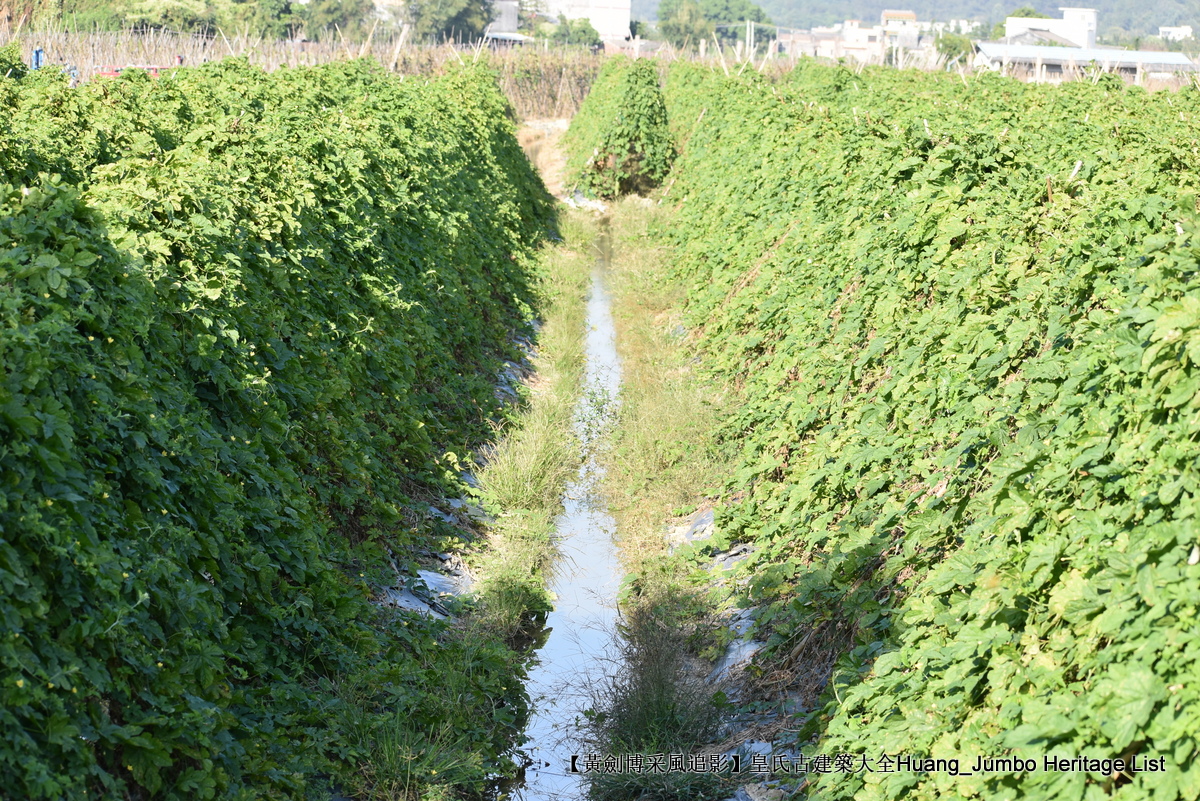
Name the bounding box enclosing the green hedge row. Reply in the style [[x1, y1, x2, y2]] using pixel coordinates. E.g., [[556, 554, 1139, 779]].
[[0, 60, 554, 798], [662, 62, 1200, 800], [563, 56, 674, 198]]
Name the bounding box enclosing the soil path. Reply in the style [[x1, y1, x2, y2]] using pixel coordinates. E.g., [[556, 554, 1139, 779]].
[[518, 119, 571, 198]]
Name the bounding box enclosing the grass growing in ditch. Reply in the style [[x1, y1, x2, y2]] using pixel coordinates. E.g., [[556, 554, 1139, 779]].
[[470, 209, 595, 641], [333, 625, 527, 801], [327, 210, 597, 801], [599, 200, 726, 557], [579, 197, 738, 801], [584, 603, 732, 801], [600, 198, 729, 599]]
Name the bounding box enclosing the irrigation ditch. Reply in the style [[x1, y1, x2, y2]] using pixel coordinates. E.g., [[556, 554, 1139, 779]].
[[491, 118, 799, 798], [516, 219, 623, 801]]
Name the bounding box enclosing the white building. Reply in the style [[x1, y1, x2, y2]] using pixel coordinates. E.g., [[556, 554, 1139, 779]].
[[932, 19, 977, 35], [1005, 7, 1096, 49], [840, 20, 886, 60], [975, 42, 1195, 82], [491, 0, 520, 33], [544, 0, 630, 41], [1160, 25, 1194, 42], [881, 9, 916, 31], [775, 11, 937, 64]]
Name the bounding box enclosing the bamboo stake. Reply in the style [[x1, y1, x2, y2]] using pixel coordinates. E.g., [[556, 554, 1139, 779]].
[[712, 33, 728, 76], [358, 18, 378, 59]]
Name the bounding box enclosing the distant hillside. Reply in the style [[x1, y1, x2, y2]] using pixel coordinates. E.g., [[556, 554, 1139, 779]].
[[633, 0, 1199, 35]]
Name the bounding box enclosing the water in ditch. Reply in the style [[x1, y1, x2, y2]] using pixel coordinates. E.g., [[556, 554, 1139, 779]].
[[515, 223, 622, 801]]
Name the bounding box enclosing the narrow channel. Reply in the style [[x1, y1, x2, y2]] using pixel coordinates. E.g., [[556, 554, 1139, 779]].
[[517, 222, 622, 801]]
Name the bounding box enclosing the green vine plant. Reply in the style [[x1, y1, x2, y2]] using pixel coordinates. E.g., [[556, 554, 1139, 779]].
[[0, 58, 556, 799], [654, 60, 1200, 801], [564, 56, 675, 199]]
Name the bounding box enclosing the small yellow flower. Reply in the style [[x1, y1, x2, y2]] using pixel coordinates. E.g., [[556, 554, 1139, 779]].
[[102, 492, 109, 499], [149, 414, 155, 419], [87, 336, 94, 341], [15, 680, 24, 688], [157, 662, 163, 668], [47, 682, 53, 689], [106, 338, 113, 344], [122, 573, 129, 578], [72, 688, 77, 694]]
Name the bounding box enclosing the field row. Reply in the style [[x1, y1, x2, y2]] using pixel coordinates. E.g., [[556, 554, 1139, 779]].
[[563, 59, 1200, 801], [1, 58, 555, 798]]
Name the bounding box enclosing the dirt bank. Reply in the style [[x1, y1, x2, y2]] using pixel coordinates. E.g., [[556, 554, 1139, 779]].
[[518, 119, 570, 198]]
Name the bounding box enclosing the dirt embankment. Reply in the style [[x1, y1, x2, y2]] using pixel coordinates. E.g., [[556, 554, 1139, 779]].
[[518, 119, 570, 198]]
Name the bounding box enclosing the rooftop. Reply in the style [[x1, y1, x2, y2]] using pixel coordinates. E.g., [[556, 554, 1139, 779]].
[[976, 42, 1195, 67]]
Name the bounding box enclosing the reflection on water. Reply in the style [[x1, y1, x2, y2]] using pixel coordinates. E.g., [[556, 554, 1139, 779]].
[[516, 224, 622, 801]]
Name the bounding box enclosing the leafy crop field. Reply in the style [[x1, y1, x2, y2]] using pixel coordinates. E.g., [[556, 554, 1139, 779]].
[[0, 55, 556, 798], [657, 62, 1200, 800], [563, 56, 674, 199]]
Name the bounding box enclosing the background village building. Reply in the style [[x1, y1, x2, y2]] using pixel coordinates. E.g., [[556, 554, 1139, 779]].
[[491, 0, 520, 33], [1159, 25, 1194, 41], [1004, 7, 1096, 48], [974, 42, 1196, 82], [974, 7, 1197, 83], [839, 20, 886, 60], [931, 19, 977, 34], [774, 10, 934, 64], [542, 0, 631, 41], [881, 9, 920, 49]]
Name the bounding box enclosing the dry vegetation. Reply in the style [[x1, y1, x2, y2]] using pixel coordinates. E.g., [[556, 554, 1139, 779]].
[[3, 22, 1194, 109], [600, 198, 729, 579], [0, 25, 605, 117]]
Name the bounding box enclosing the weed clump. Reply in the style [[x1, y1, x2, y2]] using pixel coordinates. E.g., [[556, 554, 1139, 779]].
[[581, 591, 731, 801]]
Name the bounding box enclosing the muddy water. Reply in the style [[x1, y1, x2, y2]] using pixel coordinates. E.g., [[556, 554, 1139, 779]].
[[516, 225, 622, 801]]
